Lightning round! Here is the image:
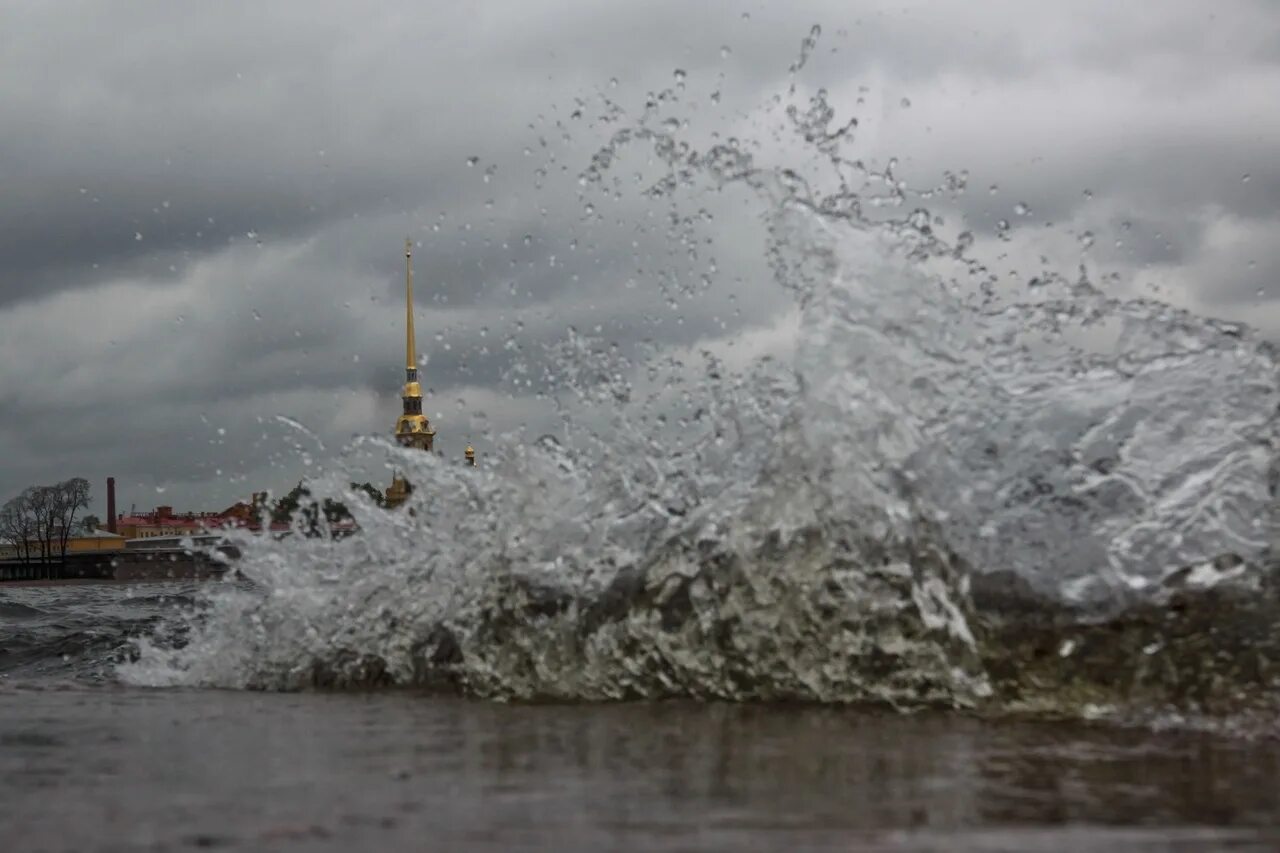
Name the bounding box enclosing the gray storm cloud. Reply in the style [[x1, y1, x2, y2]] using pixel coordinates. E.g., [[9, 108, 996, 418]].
[[1, 0, 1277, 515]]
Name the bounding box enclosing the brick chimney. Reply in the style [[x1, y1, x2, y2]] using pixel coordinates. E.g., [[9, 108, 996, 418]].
[[106, 477, 117, 534]]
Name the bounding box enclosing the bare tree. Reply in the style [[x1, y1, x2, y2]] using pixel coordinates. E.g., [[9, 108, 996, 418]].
[[14, 493, 36, 563], [53, 477, 90, 560], [24, 485, 54, 573], [2, 480, 93, 577], [1, 489, 42, 572], [0, 495, 28, 562]]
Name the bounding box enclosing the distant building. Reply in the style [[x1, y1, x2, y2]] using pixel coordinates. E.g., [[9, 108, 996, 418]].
[[385, 240, 475, 508], [0, 529, 125, 560], [106, 492, 270, 539], [70, 530, 127, 552], [112, 505, 224, 540], [217, 492, 270, 524]]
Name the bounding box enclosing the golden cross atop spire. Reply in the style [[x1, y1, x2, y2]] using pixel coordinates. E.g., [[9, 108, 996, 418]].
[[405, 237, 417, 371]]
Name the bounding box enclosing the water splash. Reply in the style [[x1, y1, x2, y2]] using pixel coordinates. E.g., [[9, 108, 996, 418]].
[[121, 32, 1279, 720]]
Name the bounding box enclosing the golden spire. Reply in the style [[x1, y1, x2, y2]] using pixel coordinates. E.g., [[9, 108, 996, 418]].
[[392, 238, 433, 453], [405, 237, 416, 371], [386, 238, 434, 509]]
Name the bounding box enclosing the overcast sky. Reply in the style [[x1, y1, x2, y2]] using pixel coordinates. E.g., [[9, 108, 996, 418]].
[[1, 0, 1277, 518]]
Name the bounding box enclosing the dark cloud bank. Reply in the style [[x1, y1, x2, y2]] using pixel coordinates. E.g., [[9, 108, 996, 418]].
[[1, 0, 1277, 515]]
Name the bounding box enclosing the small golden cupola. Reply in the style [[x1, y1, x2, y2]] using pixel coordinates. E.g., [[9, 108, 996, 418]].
[[465, 444, 476, 466], [394, 238, 435, 452]]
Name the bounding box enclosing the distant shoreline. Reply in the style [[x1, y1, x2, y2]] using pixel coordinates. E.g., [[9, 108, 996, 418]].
[[0, 576, 224, 588]]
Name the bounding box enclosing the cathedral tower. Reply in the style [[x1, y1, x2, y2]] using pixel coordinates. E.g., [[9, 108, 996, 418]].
[[394, 238, 434, 451], [385, 239, 477, 509], [386, 239, 434, 509]]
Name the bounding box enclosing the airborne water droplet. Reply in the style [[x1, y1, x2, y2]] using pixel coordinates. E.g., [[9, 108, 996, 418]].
[[1014, 202, 1031, 216], [1241, 173, 1251, 183], [466, 156, 479, 168], [135, 231, 143, 241], [900, 97, 911, 108], [719, 45, 732, 59], [988, 185, 999, 195], [1079, 231, 1095, 249]]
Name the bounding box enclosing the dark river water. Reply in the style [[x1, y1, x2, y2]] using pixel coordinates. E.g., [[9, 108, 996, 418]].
[[4, 687, 1280, 852], [4, 583, 1280, 851]]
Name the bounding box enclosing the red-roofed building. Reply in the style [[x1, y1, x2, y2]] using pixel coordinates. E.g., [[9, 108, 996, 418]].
[[106, 493, 356, 542], [112, 505, 226, 540]]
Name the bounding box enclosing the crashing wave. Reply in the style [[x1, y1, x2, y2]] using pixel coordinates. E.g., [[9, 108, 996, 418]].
[[120, 33, 1279, 723]]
